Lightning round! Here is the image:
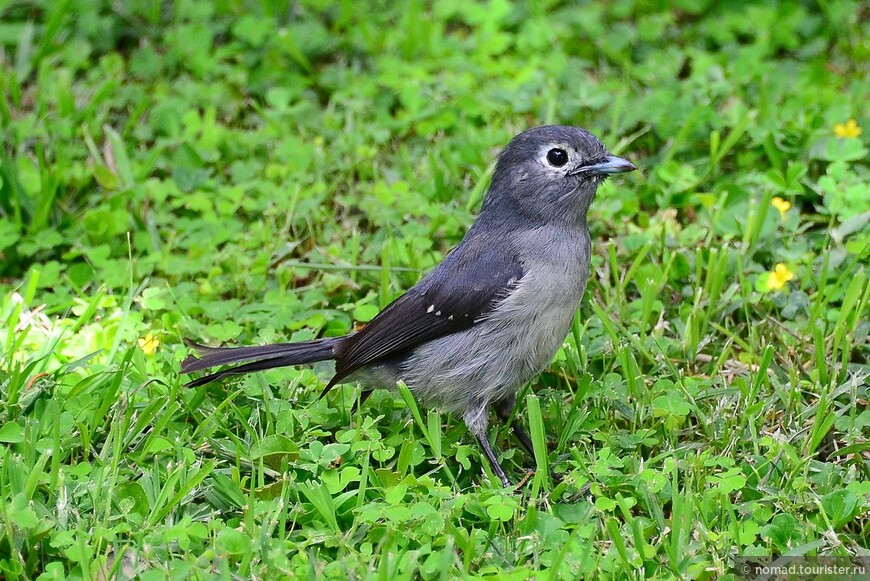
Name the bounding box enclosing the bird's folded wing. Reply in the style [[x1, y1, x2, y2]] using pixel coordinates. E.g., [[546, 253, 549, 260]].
[[328, 244, 524, 388]]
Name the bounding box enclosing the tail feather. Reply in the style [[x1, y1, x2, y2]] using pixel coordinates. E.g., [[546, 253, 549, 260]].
[[185, 355, 321, 388], [181, 337, 339, 386]]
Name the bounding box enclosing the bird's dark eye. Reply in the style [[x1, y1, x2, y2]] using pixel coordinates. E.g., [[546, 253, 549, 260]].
[[546, 148, 568, 167]]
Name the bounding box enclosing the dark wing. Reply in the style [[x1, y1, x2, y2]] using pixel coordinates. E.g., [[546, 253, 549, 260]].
[[326, 241, 524, 390]]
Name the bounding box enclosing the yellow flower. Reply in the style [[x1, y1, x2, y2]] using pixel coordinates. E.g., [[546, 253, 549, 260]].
[[834, 119, 862, 139], [138, 333, 160, 356], [771, 197, 791, 219], [765, 263, 795, 291]]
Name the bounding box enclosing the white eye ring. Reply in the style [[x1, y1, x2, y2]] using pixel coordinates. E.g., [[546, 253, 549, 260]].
[[546, 148, 569, 167]]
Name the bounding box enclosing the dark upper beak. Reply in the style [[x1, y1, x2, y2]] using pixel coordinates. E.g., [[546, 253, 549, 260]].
[[571, 155, 636, 176]]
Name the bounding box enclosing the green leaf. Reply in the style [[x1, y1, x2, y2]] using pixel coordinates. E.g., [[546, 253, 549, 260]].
[[0, 421, 24, 443], [216, 528, 251, 555], [7, 494, 39, 529], [485, 500, 515, 521], [821, 490, 860, 529], [595, 497, 617, 512], [651, 394, 691, 417], [352, 303, 380, 323]]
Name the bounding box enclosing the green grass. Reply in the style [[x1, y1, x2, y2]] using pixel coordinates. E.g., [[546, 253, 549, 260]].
[[1, 0, 869, 579]]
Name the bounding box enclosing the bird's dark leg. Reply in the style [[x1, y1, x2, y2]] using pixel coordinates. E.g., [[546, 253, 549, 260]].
[[476, 434, 511, 488], [495, 395, 563, 485], [351, 389, 373, 415], [493, 396, 535, 459], [464, 405, 511, 487]]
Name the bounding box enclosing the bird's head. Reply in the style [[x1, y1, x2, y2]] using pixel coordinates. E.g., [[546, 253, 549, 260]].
[[483, 125, 636, 226]]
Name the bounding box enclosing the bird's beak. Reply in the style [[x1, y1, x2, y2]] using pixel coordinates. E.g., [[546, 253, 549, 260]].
[[571, 155, 637, 176], [587, 155, 637, 175]]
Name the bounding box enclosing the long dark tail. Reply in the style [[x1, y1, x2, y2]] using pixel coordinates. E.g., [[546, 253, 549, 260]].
[[181, 337, 341, 388]]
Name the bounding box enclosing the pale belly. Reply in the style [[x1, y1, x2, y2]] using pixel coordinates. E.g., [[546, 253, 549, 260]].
[[353, 226, 591, 414], [397, 260, 587, 413]]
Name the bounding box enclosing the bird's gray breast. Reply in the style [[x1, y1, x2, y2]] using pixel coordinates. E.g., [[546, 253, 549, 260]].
[[398, 227, 591, 412]]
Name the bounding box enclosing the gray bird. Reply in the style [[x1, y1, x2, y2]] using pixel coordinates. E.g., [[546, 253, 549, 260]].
[[182, 125, 636, 486]]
